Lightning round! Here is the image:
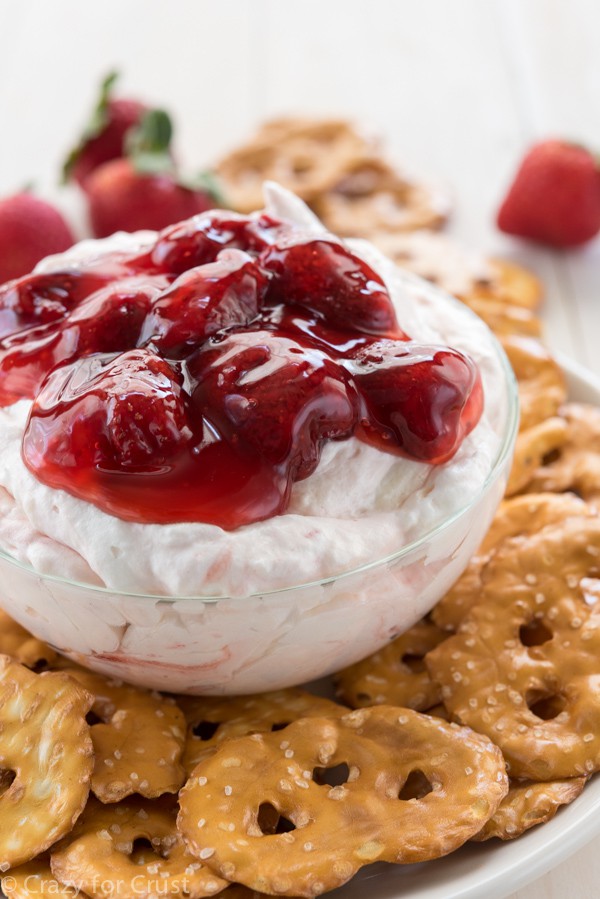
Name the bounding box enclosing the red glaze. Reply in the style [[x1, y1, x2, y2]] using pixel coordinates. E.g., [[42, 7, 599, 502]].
[[141, 212, 285, 274], [139, 250, 267, 355], [260, 239, 404, 338], [345, 341, 484, 464], [189, 329, 359, 480], [12, 212, 484, 529], [0, 277, 167, 406]]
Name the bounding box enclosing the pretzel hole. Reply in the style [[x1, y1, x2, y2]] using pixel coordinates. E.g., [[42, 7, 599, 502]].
[[526, 691, 566, 720], [193, 720, 220, 741], [541, 448, 561, 465], [519, 620, 553, 647], [270, 722, 290, 732], [313, 763, 350, 787], [86, 710, 103, 727], [31, 657, 51, 673], [0, 768, 16, 797], [257, 803, 296, 835], [130, 837, 168, 865], [398, 770, 433, 801], [401, 652, 426, 674]]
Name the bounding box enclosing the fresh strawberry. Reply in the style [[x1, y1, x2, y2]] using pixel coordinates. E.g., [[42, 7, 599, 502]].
[[84, 110, 220, 237], [63, 72, 147, 187], [497, 140, 600, 247], [260, 239, 403, 337], [0, 193, 74, 285]]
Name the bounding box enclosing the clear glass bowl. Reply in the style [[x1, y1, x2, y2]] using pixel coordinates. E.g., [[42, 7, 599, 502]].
[[0, 277, 519, 694]]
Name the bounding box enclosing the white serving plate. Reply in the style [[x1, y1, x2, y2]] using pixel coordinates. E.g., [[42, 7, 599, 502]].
[[323, 356, 600, 899]]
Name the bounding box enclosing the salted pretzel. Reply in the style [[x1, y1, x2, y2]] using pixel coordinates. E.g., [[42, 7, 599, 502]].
[[369, 231, 542, 311], [63, 668, 186, 802], [0, 657, 93, 869], [51, 797, 228, 899], [216, 118, 374, 212], [0, 609, 58, 671], [464, 296, 543, 339], [334, 619, 446, 710], [483, 259, 543, 311], [524, 403, 600, 507], [501, 335, 566, 431], [317, 172, 448, 237], [2, 858, 83, 897], [427, 516, 600, 780], [432, 492, 593, 632], [178, 707, 507, 897], [179, 688, 346, 775], [473, 776, 587, 842], [506, 417, 568, 496]]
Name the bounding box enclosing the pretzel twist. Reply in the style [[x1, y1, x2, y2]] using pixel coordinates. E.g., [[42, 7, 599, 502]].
[[178, 707, 507, 897], [0, 657, 93, 869], [427, 517, 600, 780]]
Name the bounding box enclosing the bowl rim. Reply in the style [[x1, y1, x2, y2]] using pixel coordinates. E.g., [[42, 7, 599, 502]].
[[0, 271, 520, 602]]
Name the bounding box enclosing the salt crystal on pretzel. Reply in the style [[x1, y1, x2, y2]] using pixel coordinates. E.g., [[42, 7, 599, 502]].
[[427, 516, 600, 780], [0, 609, 58, 671], [179, 688, 347, 775], [432, 493, 593, 632], [472, 776, 587, 842], [51, 797, 228, 899], [0, 656, 93, 869], [334, 619, 445, 710], [178, 707, 507, 897], [62, 668, 186, 802], [524, 403, 600, 508]]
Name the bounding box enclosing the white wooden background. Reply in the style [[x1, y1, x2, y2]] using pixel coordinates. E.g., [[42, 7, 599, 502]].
[[0, 1, 599, 896]]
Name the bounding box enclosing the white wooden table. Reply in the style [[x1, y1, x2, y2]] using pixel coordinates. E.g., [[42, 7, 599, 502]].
[[0, 1, 599, 896]]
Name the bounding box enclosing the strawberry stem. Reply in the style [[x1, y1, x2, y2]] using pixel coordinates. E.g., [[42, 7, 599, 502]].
[[125, 109, 174, 176]]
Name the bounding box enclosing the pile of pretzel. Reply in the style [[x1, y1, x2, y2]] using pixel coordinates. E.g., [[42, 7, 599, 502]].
[[2, 121, 600, 898]]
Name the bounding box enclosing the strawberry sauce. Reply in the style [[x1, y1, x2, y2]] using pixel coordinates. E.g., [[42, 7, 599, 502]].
[[0, 212, 483, 529]]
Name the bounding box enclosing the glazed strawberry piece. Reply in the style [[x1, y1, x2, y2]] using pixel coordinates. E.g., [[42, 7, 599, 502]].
[[260, 238, 403, 337], [24, 349, 192, 471], [0, 278, 166, 406], [139, 251, 267, 355], [345, 341, 483, 463], [23, 348, 289, 528], [189, 329, 359, 480], [0, 269, 125, 339], [145, 212, 287, 274]]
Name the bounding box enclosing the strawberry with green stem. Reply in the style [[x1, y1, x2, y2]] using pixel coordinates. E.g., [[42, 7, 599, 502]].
[[63, 71, 148, 187], [83, 102, 225, 237]]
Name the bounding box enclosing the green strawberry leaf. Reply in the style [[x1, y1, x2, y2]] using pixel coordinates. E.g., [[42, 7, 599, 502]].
[[126, 109, 174, 176]]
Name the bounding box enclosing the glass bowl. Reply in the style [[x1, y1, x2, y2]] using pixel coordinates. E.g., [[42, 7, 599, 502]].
[[0, 275, 519, 694]]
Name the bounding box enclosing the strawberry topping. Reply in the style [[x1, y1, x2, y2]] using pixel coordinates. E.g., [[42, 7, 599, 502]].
[[8, 212, 484, 529]]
